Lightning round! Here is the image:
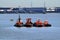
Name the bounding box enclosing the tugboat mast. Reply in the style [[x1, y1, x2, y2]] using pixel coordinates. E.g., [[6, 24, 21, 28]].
[[18, 6, 21, 22], [18, 14, 20, 22]]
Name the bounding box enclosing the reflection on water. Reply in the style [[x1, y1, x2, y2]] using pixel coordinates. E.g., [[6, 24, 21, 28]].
[[0, 13, 60, 40]]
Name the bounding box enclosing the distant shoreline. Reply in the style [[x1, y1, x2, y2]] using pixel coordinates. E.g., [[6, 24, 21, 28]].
[[0, 7, 60, 13]]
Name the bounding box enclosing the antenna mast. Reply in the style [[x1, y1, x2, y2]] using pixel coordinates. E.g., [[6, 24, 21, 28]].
[[18, 6, 21, 22], [30, 0, 32, 13], [43, 0, 46, 14]]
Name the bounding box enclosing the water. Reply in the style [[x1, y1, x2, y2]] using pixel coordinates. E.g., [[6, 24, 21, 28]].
[[0, 13, 60, 40]]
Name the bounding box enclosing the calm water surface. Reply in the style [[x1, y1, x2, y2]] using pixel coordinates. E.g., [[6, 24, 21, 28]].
[[0, 13, 60, 40]]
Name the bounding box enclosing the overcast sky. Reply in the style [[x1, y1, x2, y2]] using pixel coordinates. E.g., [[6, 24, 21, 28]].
[[0, 0, 60, 8]]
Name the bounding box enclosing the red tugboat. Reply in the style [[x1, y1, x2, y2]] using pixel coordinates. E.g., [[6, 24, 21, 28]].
[[24, 18, 33, 27], [33, 19, 43, 27], [43, 20, 51, 27], [14, 15, 23, 27]]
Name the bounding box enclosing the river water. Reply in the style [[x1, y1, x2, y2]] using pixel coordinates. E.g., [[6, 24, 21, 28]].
[[0, 13, 60, 40]]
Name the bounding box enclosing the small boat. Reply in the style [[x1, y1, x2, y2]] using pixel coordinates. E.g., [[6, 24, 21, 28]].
[[14, 12, 23, 27]]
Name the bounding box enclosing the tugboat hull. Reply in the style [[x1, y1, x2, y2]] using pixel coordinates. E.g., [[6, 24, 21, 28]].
[[14, 24, 51, 27], [24, 24, 32, 27], [14, 24, 23, 27], [33, 23, 51, 27], [44, 24, 51, 27], [33, 24, 43, 27]]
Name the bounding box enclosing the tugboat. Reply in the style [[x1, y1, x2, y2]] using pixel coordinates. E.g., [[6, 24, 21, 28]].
[[14, 14, 23, 27], [33, 19, 43, 27], [24, 18, 33, 27], [43, 20, 51, 27]]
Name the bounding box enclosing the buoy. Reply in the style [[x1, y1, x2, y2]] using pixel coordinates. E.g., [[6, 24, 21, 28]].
[[10, 19, 14, 21]]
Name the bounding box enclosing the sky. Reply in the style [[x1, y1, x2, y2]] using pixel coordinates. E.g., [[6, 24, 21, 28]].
[[0, 0, 60, 8]]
